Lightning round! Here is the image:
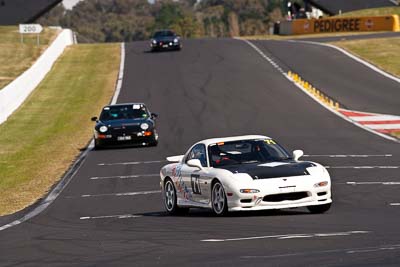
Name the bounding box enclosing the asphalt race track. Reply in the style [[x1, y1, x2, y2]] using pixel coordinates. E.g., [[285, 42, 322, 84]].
[[252, 39, 400, 115], [0, 38, 399, 266]]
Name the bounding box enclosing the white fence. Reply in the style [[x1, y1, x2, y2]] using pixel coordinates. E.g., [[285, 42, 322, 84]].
[[0, 29, 74, 124]]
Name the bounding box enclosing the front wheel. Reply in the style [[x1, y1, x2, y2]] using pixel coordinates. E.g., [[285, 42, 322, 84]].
[[211, 181, 228, 216], [307, 203, 331, 214], [163, 179, 188, 215], [93, 139, 102, 150], [149, 130, 158, 146]]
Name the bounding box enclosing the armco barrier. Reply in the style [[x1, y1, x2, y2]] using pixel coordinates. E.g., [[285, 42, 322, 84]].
[[280, 15, 400, 35], [0, 29, 74, 124]]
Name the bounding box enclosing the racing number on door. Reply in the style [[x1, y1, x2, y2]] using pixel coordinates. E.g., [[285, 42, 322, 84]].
[[191, 174, 201, 195]]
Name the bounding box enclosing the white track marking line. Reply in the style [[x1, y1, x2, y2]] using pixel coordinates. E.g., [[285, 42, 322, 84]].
[[0, 43, 126, 232], [110, 42, 125, 104], [80, 214, 142, 220], [289, 40, 400, 84], [237, 38, 400, 143], [325, 166, 400, 169], [347, 245, 400, 254], [390, 203, 400, 206], [304, 154, 392, 158], [201, 230, 369, 242], [240, 244, 400, 259], [98, 160, 165, 166], [81, 190, 161, 198], [90, 174, 159, 180], [347, 182, 400, 185]]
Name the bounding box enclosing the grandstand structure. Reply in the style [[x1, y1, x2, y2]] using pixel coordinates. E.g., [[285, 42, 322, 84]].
[[0, 0, 61, 25], [306, 0, 399, 15]]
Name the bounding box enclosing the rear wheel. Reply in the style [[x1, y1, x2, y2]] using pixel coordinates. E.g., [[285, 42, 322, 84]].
[[163, 179, 188, 215], [211, 181, 228, 216], [307, 203, 331, 214]]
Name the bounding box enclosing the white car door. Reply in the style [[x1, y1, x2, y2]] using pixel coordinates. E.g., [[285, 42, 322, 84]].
[[181, 144, 210, 206]]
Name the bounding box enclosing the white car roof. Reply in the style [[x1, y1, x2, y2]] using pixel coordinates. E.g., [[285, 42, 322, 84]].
[[199, 135, 271, 146]]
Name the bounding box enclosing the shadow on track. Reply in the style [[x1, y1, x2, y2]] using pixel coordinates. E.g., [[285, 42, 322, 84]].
[[138, 208, 312, 218]]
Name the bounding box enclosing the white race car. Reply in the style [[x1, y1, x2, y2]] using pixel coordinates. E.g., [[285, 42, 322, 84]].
[[160, 135, 332, 216]]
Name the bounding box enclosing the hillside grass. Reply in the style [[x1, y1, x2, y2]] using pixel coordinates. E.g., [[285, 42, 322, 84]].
[[336, 7, 400, 17], [332, 37, 400, 78], [0, 44, 120, 215], [0, 26, 59, 89]]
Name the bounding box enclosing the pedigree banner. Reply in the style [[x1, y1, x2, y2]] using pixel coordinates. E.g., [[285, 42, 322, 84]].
[[290, 15, 400, 35]]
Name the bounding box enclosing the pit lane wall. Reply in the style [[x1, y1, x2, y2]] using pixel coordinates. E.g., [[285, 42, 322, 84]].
[[0, 29, 74, 124], [279, 15, 400, 35]]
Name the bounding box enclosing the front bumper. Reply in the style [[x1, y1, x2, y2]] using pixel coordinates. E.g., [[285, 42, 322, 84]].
[[151, 42, 180, 50], [95, 130, 157, 147], [227, 187, 332, 211]]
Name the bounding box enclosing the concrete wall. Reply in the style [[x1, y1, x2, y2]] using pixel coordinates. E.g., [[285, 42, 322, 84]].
[[0, 29, 74, 124]]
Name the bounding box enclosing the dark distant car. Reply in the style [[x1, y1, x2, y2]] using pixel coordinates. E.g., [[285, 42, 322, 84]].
[[150, 30, 181, 51], [91, 103, 158, 149]]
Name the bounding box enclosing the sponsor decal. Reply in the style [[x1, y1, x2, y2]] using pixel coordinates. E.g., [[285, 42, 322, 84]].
[[314, 18, 361, 33], [172, 164, 192, 200]]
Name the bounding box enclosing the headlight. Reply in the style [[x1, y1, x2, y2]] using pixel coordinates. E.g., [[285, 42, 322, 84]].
[[99, 126, 108, 133], [173, 38, 178, 43], [140, 123, 149, 130], [314, 181, 329, 187], [152, 39, 156, 44], [240, 189, 260, 193]]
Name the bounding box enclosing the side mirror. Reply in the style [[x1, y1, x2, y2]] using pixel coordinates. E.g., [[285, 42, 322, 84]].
[[293, 150, 304, 161], [151, 113, 158, 119], [187, 159, 203, 170], [91, 116, 98, 122]]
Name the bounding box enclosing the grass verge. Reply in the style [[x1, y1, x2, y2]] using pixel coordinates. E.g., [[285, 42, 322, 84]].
[[0, 26, 58, 89], [331, 37, 400, 139], [332, 37, 400, 78], [0, 44, 120, 215]]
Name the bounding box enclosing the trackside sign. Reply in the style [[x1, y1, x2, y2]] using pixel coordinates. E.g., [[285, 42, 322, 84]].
[[19, 24, 43, 34], [280, 15, 400, 35]]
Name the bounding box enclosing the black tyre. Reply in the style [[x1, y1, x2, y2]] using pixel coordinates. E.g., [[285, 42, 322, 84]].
[[307, 203, 331, 214], [149, 130, 158, 146], [94, 139, 102, 150], [163, 179, 188, 215], [211, 181, 228, 216]]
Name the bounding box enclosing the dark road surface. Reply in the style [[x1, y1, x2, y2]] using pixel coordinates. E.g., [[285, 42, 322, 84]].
[[0, 39, 399, 266], [253, 39, 400, 115]]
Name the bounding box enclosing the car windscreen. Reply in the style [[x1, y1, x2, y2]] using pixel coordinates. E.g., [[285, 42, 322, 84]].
[[208, 139, 292, 167], [99, 105, 149, 121], [153, 31, 174, 38]]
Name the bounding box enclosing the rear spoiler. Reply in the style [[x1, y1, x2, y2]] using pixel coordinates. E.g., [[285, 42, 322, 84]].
[[166, 155, 184, 162]]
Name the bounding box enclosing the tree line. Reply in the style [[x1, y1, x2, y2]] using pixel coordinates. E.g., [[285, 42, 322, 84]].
[[38, 0, 286, 42]]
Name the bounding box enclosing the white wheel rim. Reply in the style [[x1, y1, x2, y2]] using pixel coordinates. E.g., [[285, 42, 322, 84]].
[[165, 181, 175, 211], [212, 183, 225, 214]]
